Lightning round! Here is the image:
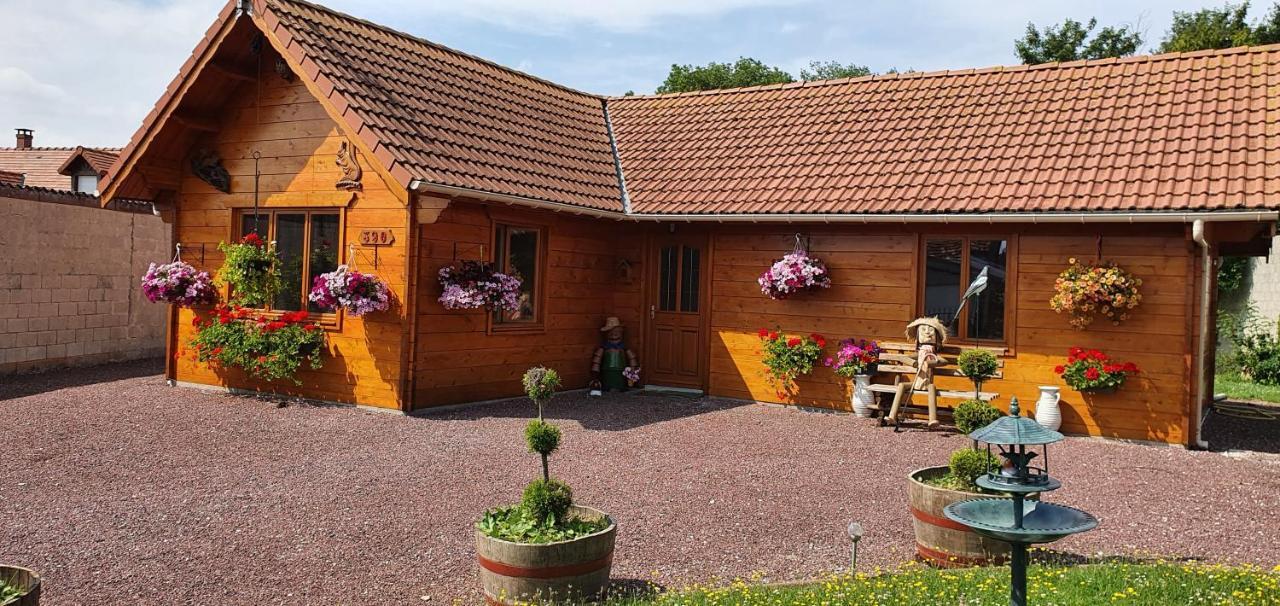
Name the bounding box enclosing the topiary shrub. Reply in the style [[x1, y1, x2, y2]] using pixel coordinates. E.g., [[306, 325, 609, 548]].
[[525, 419, 562, 481], [957, 349, 999, 398], [522, 478, 574, 524], [954, 398, 1003, 434], [949, 448, 998, 490], [522, 366, 561, 419]]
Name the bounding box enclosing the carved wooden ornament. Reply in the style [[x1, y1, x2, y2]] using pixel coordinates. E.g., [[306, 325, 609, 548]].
[[335, 140, 363, 191], [191, 149, 231, 193]]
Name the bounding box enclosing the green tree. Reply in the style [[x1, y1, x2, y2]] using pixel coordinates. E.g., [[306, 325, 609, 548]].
[[1159, 2, 1280, 52], [799, 60, 871, 81], [1015, 18, 1143, 64], [655, 57, 793, 94]]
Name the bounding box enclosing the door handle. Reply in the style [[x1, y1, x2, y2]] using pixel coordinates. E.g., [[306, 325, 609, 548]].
[[650, 305, 655, 319]]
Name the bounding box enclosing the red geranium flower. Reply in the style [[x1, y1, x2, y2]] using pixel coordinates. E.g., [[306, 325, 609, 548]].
[[768, 331, 779, 341], [811, 333, 826, 348], [758, 328, 770, 338], [787, 337, 801, 348], [241, 233, 264, 247], [1054, 365, 1065, 374], [1084, 367, 1101, 380]]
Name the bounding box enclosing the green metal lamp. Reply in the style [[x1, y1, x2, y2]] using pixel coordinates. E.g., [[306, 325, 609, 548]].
[[944, 397, 1098, 606]]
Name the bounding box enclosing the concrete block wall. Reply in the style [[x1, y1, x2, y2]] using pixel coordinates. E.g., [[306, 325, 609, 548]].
[[0, 194, 170, 375]]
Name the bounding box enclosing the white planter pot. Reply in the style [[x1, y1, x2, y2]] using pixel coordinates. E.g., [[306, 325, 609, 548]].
[[1034, 385, 1062, 431], [852, 375, 874, 417]]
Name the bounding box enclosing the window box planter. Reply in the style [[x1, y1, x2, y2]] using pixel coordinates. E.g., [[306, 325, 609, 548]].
[[476, 505, 616, 605]]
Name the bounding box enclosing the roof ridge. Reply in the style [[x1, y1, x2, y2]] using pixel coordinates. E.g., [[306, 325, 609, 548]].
[[610, 43, 1280, 100], [270, 0, 604, 101], [0, 146, 121, 151]]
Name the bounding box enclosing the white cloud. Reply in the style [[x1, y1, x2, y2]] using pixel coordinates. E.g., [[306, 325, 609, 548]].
[[346, 0, 810, 33]]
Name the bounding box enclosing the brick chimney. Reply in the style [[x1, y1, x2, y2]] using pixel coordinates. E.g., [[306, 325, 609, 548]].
[[15, 128, 33, 149]]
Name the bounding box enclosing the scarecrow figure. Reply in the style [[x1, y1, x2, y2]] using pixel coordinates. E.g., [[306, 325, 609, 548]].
[[886, 317, 948, 430], [591, 317, 639, 392]]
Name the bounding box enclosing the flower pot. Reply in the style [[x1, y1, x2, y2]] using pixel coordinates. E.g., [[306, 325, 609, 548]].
[[476, 506, 616, 604], [1034, 386, 1062, 431], [908, 467, 1010, 568], [0, 565, 41, 606], [851, 375, 874, 418], [1079, 385, 1118, 395]]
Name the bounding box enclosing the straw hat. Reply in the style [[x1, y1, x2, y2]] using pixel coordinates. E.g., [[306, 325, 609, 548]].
[[600, 317, 623, 332], [905, 317, 948, 344]]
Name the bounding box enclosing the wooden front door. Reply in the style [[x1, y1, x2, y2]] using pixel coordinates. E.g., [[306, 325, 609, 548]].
[[646, 233, 708, 389]]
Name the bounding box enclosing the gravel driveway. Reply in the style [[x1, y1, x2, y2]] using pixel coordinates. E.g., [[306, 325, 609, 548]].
[[3, 361, 1279, 605]]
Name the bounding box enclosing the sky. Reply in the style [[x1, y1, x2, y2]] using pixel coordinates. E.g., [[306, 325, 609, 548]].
[[0, 0, 1242, 148]]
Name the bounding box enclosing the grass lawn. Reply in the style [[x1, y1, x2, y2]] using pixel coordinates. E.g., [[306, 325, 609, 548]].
[[1215, 372, 1280, 404], [608, 561, 1280, 606]]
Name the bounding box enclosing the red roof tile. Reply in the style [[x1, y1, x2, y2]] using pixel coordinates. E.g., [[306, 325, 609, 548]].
[[608, 47, 1280, 215], [0, 147, 120, 190]]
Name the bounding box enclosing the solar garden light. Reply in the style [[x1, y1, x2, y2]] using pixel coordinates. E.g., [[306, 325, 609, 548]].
[[943, 397, 1098, 606], [846, 521, 863, 571]]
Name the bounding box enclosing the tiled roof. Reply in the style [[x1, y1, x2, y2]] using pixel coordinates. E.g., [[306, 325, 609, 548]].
[[0, 169, 23, 186], [59, 146, 121, 177], [607, 47, 1280, 215], [0, 147, 120, 190], [262, 0, 623, 211]]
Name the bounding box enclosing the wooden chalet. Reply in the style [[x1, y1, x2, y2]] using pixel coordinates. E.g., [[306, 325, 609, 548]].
[[102, 0, 1280, 446]]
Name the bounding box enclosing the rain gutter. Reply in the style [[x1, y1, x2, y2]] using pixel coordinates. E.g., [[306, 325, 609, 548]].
[[407, 181, 1277, 225]]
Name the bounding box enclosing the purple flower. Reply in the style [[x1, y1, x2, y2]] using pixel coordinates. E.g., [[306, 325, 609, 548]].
[[140, 261, 216, 307]]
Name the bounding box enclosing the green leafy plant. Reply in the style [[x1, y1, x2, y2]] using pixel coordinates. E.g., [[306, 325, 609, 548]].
[[525, 419, 561, 481], [1234, 327, 1280, 386], [953, 399, 1003, 435], [1217, 257, 1250, 296], [756, 328, 826, 397], [217, 233, 282, 307], [522, 366, 561, 419], [1054, 347, 1139, 393], [957, 349, 999, 398], [190, 306, 325, 385], [0, 578, 26, 605], [477, 366, 610, 544], [948, 448, 998, 491], [522, 478, 573, 524]]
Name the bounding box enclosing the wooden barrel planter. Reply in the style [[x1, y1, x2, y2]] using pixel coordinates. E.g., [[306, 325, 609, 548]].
[[476, 506, 616, 605], [0, 565, 41, 606], [908, 467, 1010, 568]]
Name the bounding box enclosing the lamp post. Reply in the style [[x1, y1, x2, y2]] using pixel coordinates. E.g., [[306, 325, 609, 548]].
[[944, 397, 1098, 606], [846, 522, 863, 572]]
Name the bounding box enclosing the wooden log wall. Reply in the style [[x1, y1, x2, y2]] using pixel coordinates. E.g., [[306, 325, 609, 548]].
[[707, 225, 1196, 445], [168, 62, 409, 409], [412, 202, 646, 408]]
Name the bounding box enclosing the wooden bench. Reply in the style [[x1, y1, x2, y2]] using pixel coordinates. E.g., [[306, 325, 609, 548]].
[[867, 341, 1004, 430]]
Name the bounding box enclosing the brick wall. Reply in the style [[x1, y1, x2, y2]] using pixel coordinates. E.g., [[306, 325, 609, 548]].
[[0, 193, 170, 375]]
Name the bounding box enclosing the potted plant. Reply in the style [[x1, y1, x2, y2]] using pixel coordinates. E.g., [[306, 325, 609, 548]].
[[1049, 257, 1143, 329], [757, 329, 826, 398], [824, 338, 881, 417], [757, 247, 831, 300], [475, 367, 616, 605], [140, 260, 217, 307], [908, 447, 1010, 568], [309, 265, 391, 316], [189, 306, 326, 385], [438, 260, 522, 312], [217, 233, 282, 307], [1054, 347, 1139, 394], [957, 349, 998, 399], [0, 565, 40, 605]]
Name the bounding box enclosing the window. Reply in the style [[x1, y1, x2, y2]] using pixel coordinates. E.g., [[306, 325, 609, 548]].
[[493, 223, 543, 326], [73, 174, 98, 194], [237, 210, 341, 313], [922, 237, 1009, 342], [658, 244, 700, 313]]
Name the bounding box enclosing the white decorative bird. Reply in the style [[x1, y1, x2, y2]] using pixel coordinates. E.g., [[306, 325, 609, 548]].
[[953, 265, 989, 320]]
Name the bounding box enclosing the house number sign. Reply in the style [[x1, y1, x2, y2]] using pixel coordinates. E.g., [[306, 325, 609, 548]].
[[359, 229, 395, 246]]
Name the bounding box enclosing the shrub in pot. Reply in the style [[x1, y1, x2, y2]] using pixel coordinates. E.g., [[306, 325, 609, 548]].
[[475, 367, 616, 605], [953, 399, 1002, 435], [0, 565, 40, 605], [907, 446, 1010, 568], [957, 349, 998, 399]]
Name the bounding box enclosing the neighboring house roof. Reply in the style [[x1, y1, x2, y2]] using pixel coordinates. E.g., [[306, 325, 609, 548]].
[[0, 146, 119, 190], [0, 169, 23, 186], [58, 146, 120, 178], [104, 0, 1280, 218]]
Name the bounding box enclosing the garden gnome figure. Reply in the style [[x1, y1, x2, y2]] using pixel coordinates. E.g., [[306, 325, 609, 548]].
[[591, 317, 638, 392], [887, 317, 948, 430]]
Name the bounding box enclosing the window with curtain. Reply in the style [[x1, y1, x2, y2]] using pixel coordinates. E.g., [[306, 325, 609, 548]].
[[493, 223, 543, 326], [922, 237, 1009, 342], [237, 210, 341, 313]]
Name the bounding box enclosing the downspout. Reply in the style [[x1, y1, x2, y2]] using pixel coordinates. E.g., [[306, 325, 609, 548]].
[[1191, 219, 1212, 449]]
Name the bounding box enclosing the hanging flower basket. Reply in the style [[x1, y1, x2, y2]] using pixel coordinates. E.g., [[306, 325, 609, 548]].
[[217, 233, 281, 308], [140, 260, 217, 307], [757, 328, 826, 397], [309, 265, 391, 317], [1049, 257, 1142, 329], [438, 260, 522, 312], [1054, 347, 1139, 393], [189, 306, 325, 385], [757, 237, 831, 300]]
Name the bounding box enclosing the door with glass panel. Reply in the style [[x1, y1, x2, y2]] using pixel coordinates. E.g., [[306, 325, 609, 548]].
[[646, 233, 708, 389]]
